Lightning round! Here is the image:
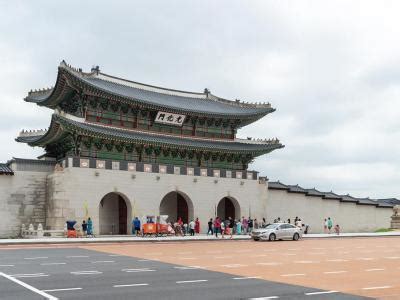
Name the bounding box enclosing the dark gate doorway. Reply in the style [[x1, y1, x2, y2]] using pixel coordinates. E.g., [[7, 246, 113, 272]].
[[160, 191, 193, 224], [217, 197, 240, 220], [99, 192, 131, 235]]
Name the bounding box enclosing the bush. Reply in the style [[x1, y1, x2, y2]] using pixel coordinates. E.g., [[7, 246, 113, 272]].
[[374, 228, 393, 233]]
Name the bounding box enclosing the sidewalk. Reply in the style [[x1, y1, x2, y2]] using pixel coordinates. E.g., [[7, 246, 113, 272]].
[[0, 231, 399, 245]]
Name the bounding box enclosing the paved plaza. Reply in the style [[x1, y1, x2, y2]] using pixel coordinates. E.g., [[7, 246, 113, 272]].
[[0, 237, 399, 299]]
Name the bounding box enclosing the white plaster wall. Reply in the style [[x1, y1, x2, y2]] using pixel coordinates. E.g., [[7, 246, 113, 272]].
[[267, 189, 392, 233], [46, 167, 266, 234], [0, 171, 47, 238]]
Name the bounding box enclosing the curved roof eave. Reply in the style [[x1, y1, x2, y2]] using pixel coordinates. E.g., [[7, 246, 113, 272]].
[[24, 61, 276, 121], [16, 114, 284, 155]]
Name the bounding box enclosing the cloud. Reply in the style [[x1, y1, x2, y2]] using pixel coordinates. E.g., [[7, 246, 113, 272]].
[[0, 1, 399, 198]]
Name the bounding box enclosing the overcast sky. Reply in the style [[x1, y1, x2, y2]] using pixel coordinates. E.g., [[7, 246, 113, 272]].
[[1, 1, 399, 198]]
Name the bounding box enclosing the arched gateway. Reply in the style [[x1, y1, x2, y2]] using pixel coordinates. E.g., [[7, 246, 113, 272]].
[[160, 191, 193, 224], [99, 192, 131, 235], [217, 197, 240, 220]]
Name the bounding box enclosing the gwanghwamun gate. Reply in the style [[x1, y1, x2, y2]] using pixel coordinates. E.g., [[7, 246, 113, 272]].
[[0, 61, 398, 237]]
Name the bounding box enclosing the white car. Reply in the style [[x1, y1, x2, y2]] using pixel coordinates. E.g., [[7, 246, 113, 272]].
[[251, 223, 302, 241]]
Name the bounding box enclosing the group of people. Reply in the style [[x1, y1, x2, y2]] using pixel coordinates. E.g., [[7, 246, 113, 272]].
[[172, 217, 201, 236], [206, 216, 269, 238], [324, 217, 340, 234], [272, 216, 310, 234]]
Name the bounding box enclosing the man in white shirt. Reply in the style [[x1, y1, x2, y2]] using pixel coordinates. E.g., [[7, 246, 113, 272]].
[[189, 220, 195, 236]]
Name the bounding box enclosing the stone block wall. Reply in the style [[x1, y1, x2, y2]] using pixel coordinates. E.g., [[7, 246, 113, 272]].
[[267, 189, 392, 233]]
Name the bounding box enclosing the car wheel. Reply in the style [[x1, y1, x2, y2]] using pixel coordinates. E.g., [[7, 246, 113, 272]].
[[293, 233, 300, 241], [269, 233, 276, 241], [253, 238, 259, 241]]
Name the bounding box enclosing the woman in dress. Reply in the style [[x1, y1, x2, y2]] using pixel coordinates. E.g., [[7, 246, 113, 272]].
[[195, 218, 200, 234], [236, 219, 241, 235]]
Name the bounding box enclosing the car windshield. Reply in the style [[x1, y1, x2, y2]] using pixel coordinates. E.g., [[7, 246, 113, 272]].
[[264, 224, 279, 229]]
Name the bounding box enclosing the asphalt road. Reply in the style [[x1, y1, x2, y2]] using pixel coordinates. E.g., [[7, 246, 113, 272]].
[[0, 247, 370, 300]]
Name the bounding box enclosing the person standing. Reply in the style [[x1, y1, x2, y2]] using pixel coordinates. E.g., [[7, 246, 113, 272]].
[[324, 218, 328, 233], [207, 218, 213, 235], [221, 220, 225, 239], [189, 220, 195, 236], [327, 217, 333, 233], [254, 219, 259, 229], [334, 224, 340, 235], [133, 217, 141, 236], [195, 218, 200, 234]]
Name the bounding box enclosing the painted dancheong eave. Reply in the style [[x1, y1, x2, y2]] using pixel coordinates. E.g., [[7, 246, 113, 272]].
[[25, 60, 275, 123]]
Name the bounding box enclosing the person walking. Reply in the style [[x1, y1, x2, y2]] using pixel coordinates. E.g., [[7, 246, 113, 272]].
[[221, 220, 225, 239], [87, 217, 93, 237], [189, 220, 195, 236], [207, 218, 213, 235], [254, 219, 259, 229], [327, 217, 333, 233], [248, 217, 253, 233], [236, 219, 242, 235], [81, 220, 87, 237], [195, 218, 200, 234], [242, 217, 248, 234], [334, 224, 340, 235], [214, 217, 221, 238], [324, 218, 328, 233], [229, 217, 234, 239]]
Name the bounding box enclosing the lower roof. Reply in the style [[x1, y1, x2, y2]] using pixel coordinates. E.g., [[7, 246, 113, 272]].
[[16, 113, 284, 155], [0, 163, 13, 175]]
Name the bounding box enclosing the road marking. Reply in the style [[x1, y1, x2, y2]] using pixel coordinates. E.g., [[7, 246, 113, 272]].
[[176, 279, 208, 284], [206, 250, 222, 254], [138, 259, 151, 262], [309, 252, 325, 255], [70, 271, 102, 275], [148, 252, 162, 255], [263, 249, 277, 252], [91, 260, 115, 263], [0, 272, 57, 300], [233, 276, 261, 280], [41, 263, 66, 266], [0, 264, 14, 267], [281, 273, 305, 277], [294, 261, 319, 264], [327, 259, 348, 262], [13, 274, 49, 278], [248, 296, 279, 299], [305, 291, 338, 295], [256, 262, 282, 266], [174, 266, 205, 270], [24, 257, 48, 260], [338, 251, 349, 254], [356, 246, 365, 249], [252, 254, 268, 257], [109, 254, 123, 257], [178, 251, 193, 254], [323, 271, 347, 274], [122, 268, 155, 273], [179, 257, 196, 260], [66, 256, 89, 258], [288, 248, 300, 251], [357, 258, 374, 261], [384, 256, 400, 259], [213, 256, 233, 259], [221, 264, 247, 268], [113, 283, 149, 288], [42, 288, 82, 292], [362, 286, 391, 290], [312, 248, 325, 250], [366, 268, 385, 272], [284, 253, 296, 256]]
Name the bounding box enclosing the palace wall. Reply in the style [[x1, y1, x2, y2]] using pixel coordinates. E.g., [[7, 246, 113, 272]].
[[267, 189, 392, 233], [0, 160, 54, 238], [46, 166, 267, 234]]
